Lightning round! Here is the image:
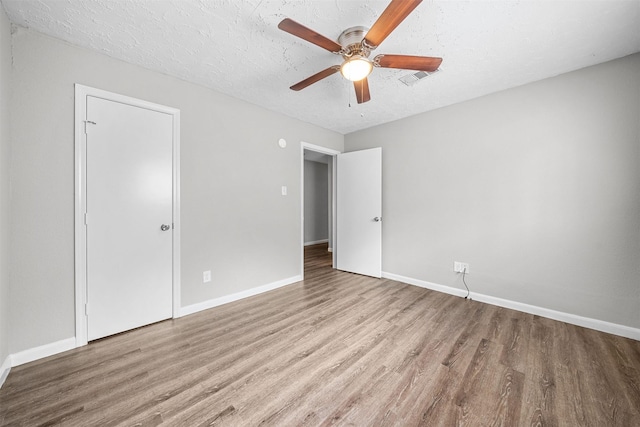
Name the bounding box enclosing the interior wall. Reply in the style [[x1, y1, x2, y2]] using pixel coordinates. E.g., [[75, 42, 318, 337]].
[[0, 6, 11, 368], [345, 53, 640, 330], [9, 26, 343, 355], [304, 159, 329, 244]]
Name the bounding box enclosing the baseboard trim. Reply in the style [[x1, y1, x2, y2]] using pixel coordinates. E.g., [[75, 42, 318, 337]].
[[180, 275, 303, 317], [1, 337, 77, 389], [304, 239, 328, 246], [10, 337, 76, 368], [382, 271, 640, 341], [0, 355, 11, 388], [383, 272, 469, 299]]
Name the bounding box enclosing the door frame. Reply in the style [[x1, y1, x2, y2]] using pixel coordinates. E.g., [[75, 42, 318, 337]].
[[74, 84, 181, 347], [300, 142, 340, 277]]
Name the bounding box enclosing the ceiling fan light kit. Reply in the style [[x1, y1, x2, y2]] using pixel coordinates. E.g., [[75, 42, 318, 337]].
[[341, 56, 373, 82], [278, 0, 442, 104]]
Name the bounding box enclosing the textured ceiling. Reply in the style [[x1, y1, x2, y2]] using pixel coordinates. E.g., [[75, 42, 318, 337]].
[[2, 0, 639, 134]]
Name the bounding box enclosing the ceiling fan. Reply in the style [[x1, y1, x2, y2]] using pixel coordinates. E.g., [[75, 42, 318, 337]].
[[278, 0, 442, 104]]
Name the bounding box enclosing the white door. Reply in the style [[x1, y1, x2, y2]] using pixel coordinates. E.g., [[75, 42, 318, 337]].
[[336, 148, 382, 278], [86, 95, 173, 341]]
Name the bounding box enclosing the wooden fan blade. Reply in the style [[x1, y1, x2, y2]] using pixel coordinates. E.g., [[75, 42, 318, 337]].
[[290, 66, 341, 91], [363, 0, 422, 49], [374, 54, 442, 71], [354, 78, 371, 104], [278, 18, 342, 53]]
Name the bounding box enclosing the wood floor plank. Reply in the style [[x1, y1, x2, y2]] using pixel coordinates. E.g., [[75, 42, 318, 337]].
[[1, 243, 639, 426], [498, 311, 533, 374], [404, 364, 464, 426], [520, 316, 559, 426], [449, 338, 507, 425], [594, 332, 640, 418], [569, 324, 638, 424], [440, 301, 491, 374]]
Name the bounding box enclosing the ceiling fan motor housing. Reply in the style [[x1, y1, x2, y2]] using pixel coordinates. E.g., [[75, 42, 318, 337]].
[[338, 26, 371, 58]]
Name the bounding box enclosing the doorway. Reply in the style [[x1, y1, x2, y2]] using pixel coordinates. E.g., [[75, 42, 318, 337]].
[[300, 144, 383, 279], [301, 143, 339, 277], [74, 85, 181, 347]]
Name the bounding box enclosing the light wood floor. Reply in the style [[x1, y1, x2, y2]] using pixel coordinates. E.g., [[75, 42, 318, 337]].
[[1, 243, 639, 426]]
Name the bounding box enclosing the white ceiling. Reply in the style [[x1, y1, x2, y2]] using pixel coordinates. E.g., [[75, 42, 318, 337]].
[[2, 0, 639, 134]]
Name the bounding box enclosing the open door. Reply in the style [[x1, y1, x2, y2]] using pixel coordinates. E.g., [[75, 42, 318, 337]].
[[336, 148, 382, 278]]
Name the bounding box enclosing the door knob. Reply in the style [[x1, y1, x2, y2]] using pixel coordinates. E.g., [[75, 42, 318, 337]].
[[160, 224, 171, 231], [373, 217, 382, 222]]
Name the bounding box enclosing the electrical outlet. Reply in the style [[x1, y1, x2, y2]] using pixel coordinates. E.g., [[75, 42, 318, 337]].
[[203, 270, 211, 283], [454, 262, 470, 274]]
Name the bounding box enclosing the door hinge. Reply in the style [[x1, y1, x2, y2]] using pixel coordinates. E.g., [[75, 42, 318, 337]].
[[84, 120, 96, 134], [84, 212, 88, 225], [85, 303, 89, 316]]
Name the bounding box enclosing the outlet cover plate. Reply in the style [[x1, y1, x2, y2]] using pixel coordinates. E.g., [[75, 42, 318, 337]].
[[454, 262, 470, 274]]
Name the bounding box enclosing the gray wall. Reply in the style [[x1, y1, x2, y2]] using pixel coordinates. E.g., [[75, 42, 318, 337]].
[[345, 53, 640, 330], [0, 7, 11, 366], [304, 160, 329, 244], [8, 27, 343, 354]]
